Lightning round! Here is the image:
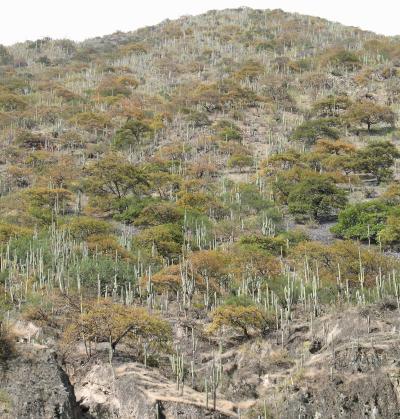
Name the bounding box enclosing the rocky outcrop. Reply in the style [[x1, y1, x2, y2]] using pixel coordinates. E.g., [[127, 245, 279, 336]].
[[0, 345, 80, 419], [75, 360, 238, 418]]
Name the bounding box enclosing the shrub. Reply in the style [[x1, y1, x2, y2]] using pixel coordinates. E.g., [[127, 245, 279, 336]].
[[380, 216, 400, 249], [287, 177, 347, 222], [352, 141, 400, 183], [133, 224, 183, 259], [332, 200, 393, 242], [207, 303, 271, 338], [290, 118, 340, 145], [134, 203, 184, 227], [67, 217, 113, 240]]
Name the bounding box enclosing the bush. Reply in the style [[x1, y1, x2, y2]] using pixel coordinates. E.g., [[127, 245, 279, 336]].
[[352, 141, 400, 183], [332, 200, 393, 242], [287, 177, 347, 222], [290, 118, 340, 145], [133, 223, 183, 259], [134, 202, 184, 227], [227, 154, 253, 171], [67, 217, 113, 240], [380, 216, 400, 249], [207, 303, 271, 338]]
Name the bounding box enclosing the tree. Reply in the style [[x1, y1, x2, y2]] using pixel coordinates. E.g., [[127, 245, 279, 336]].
[[84, 155, 150, 200], [331, 200, 392, 242], [314, 139, 355, 155], [380, 215, 400, 250], [133, 224, 184, 259], [228, 154, 253, 172], [312, 95, 351, 117], [287, 177, 347, 222], [352, 141, 400, 183], [207, 300, 270, 339], [70, 111, 110, 132], [63, 301, 171, 361], [346, 101, 396, 132], [134, 202, 184, 227], [292, 240, 394, 286], [0, 223, 32, 244], [67, 217, 113, 240], [113, 118, 153, 149], [290, 118, 340, 145]]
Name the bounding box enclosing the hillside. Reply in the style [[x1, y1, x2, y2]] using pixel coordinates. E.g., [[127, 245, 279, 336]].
[[1, 7, 400, 418]]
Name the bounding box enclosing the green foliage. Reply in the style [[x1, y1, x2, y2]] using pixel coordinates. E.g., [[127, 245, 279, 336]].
[[346, 101, 396, 131], [207, 303, 271, 338], [113, 197, 161, 223], [290, 118, 340, 145], [69, 255, 136, 288], [239, 234, 286, 256], [332, 200, 394, 242], [133, 223, 183, 259], [113, 119, 153, 149], [227, 154, 253, 170], [287, 177, 347, 222], [134, 202, 184, 227], [312, 95, 351, 117], [84, 155, 150, 201], [214, 120, 243, 142], [380, 215, 400, 249], [67, 217, 113, 240], [352, 141, 400, 183], [0, 223, 32, 243]]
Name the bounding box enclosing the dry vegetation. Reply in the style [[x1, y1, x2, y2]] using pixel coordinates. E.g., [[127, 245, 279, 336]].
[[1, 7, 400, 417]]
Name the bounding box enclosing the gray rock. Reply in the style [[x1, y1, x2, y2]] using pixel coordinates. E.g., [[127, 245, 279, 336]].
[[0, 345, 80, 419]]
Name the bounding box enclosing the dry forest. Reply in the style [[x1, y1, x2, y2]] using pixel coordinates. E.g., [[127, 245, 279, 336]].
[[1, 7, 400, 418]]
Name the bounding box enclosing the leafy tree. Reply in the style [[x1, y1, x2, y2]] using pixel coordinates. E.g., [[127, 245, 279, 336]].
[[207, 302, 271, 338], [67, 217, 113, 240], [134, 202, 184, 227], [0, 223, 32, 244], [133, 223, 183, 259], [314, 139, 355, 155], [70, 111, 110, 132], [312, 95, 351, 117], [322, 48, 361, 72], [287, 177, 347, 221], [380, 215, 400, 250], [290, 118, 340, 145], [352, 141, 400, 183], [332, 200, 395, 242], [346, 101, 396, 131], [228, 154, 253, 171], [113, 118, 153, 149], [98, 75, 138, 98], [84, 155, 150, 200], [63, 301, 171, 360]]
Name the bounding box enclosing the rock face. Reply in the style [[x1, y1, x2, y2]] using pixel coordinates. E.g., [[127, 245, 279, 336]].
[[75, 360, 237, 418], [0, 345, 80, 419]]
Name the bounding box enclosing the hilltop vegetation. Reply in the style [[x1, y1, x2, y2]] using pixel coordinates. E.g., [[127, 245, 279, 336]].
[[1, 7, 400, 418]]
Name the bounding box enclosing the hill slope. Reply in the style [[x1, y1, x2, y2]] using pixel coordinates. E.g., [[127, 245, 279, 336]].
[[1, 8, 400, 418]]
